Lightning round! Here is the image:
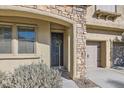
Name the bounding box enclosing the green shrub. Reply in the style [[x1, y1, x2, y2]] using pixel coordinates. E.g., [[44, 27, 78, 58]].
[[1, 63, 62, 88]]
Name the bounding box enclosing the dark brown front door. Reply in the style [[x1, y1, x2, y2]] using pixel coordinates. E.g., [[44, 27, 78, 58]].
[[51, 32, 63, 67]]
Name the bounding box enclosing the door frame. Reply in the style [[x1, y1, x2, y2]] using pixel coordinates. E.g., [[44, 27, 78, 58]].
[[50, 25, 71, 72]]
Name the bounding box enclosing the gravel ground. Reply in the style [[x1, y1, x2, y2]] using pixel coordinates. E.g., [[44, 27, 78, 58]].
[[74, 78, 100, 88]]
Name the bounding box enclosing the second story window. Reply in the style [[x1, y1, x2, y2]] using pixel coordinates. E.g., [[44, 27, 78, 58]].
[[96, 5, 116, 12]]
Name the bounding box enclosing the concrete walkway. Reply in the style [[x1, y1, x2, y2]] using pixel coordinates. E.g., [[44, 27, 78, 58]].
[[62, 77, 78, 88], [87, 68, 124, 88], [59, 69, 78, 88]]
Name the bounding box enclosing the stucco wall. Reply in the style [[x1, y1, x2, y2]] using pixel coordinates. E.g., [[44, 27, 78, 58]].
[[86, 5, 124, 30], [87, 29, 122, 41], [0, 16, 51, 71], [0, 16, 73, 74], [0, 58, 39, 72]]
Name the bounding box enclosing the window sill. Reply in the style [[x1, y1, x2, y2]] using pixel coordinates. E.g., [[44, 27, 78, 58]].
[[0, 54, 40, 60], [95, 9, 121, 21]]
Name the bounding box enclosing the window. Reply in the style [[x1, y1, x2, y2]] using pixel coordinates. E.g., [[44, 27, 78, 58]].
[[18, 26, 36, 53], [0, 25, 12, 53], [96, 5, 116, 12]]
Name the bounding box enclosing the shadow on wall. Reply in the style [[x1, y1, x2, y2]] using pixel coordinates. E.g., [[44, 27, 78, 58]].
[[107, 79, 124, 88]]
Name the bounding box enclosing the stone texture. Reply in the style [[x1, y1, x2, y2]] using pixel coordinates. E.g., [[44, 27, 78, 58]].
[[17, 5, 87, 79]]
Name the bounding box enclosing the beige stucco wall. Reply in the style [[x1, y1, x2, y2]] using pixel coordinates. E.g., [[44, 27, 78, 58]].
[[87, 29, 122, 41], [0, 15, 72, 73], [0, 16, 51, 71], [0, 58, 39, 72], [86, 5, 124, 30], [0, 9, 74, 78], [37, 21, 51, 67]]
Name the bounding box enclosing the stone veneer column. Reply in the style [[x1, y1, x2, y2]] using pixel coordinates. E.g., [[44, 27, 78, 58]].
[[75, 23, 86, 79]]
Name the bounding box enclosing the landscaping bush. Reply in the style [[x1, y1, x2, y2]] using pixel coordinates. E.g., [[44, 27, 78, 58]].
[[0, 63, 62, 88], [0, 71, 5, 87]]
